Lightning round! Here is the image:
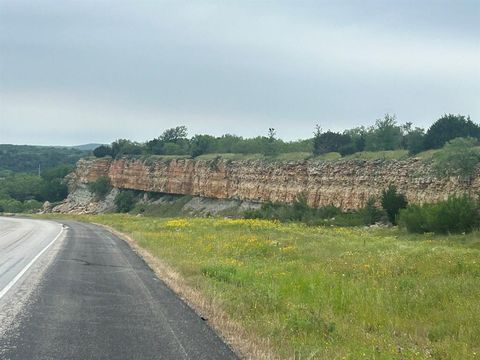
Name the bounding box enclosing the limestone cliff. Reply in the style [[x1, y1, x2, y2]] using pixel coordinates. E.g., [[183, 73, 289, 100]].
[[57, 156, 479, 213]]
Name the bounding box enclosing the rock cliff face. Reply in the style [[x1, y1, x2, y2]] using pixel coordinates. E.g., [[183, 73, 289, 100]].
[[58, 156, 479, 213]]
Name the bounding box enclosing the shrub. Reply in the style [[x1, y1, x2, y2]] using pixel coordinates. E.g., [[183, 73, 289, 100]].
[[88, 176, 111, 198], [360, 197, 386, 225], [245, 195, 348, 226], [433, 137, 480, 182], [381, 185, 408, 224], [93, 145, 112, 158], [398, 205, 427, 233], [424, 114, 480, 149], [0, 198, 23, 213], [399, 196, 480, 234], [114, 191, 136, 213], [23, 199, 43, 212]]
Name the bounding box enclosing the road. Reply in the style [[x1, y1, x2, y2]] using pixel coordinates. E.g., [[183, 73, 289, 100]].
[[0, 217, 237, 360]]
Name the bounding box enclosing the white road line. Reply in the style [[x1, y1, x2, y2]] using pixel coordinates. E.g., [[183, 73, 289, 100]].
[[0, 226, 65, 300]]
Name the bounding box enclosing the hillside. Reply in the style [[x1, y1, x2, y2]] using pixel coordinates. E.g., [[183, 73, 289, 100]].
[[0, 144, 87, 173]]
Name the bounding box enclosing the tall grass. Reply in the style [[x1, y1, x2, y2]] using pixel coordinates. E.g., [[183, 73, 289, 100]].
[[42, 214, 480, 359]]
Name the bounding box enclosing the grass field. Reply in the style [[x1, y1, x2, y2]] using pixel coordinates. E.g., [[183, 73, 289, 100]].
[[40, 214, 480, 359]]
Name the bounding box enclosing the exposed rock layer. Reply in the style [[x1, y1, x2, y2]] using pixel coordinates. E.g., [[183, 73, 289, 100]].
[[60, 156, 479, 212]]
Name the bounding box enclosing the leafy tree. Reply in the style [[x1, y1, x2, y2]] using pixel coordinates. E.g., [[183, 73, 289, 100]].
[[190, 134, 215, 157], [402, 126, 425, 155], [88, 176, 112, 198], [263, 128, 279, 156], [312, 125, 322, 156], [342, 127, 366, 154], [365, 114, 403, 151], [23, 199, 43, 212], [93, 145, 113, 158], [0, 144, 85, 173], [433, 137, 480, 182], [114, 191, 136, 213], [160, 126, 188, 143], [0, 198, 23, 213], [313, 130, 352, 155], [399, 196, 480, 234], [424, 114, 479, 149], [381, 185, 408, 224], [360, 197, 386, 225], [40, 164, 73, 182], [215, 134, 243, 153], [111, 139, 144, 158], [40, 178, 68, 202], [4, 174, 43, 202]]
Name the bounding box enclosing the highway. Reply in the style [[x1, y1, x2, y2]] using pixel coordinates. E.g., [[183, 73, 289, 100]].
[[0, 217, 237, 359]]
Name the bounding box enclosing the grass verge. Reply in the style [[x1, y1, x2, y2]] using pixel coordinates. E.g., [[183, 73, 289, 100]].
[[38, 214, 480, 359]]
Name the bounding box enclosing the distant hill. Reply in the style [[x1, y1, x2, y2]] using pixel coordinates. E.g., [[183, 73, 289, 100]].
[[0, 144, 87, 173], [71, 143, 104, 151]]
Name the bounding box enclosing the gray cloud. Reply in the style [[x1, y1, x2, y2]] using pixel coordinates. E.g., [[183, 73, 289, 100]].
[[1, 0, 479, 145]]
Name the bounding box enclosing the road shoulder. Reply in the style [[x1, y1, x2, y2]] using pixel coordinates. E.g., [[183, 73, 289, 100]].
[[97, 223, 275, 360]]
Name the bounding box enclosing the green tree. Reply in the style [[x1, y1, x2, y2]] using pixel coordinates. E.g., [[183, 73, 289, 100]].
[[88, 176, 112, 198], [160, 126, 188, 143], [360, 197, 386, 225], [312, 125, 323, 156], [381, 185, 408, 224], [263, 128, 279, 156], [312, 130, 352, 155], [433, 137, 480, 182], [114, 191, 136, 213], [424, 114, 479, 149], [111, 139, 144, 157], [342, 127, 366, 154], [93, 145, 113, 158], [190, 134, 216, 157], [365, 114, 403, 151], [402, 126, 425, 155]]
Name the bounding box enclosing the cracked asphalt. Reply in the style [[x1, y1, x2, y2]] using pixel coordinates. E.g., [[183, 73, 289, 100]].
[[0, 219, 238, 360]]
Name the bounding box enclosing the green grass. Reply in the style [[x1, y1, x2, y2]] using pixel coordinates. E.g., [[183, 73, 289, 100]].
[[195, 152, 313, 161], [312, 152, 342, 161], [39, 214, 480, 359], [343, 150, 409, 161]]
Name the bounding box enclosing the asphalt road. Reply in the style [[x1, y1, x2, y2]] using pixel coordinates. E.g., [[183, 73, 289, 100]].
[[0, 218, 237, 360]]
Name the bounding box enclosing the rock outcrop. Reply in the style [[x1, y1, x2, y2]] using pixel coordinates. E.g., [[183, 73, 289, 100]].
[[56, 156, 479, 213]]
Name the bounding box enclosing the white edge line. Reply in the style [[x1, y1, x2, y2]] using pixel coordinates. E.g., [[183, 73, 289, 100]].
[[0, 225, 65, 300]]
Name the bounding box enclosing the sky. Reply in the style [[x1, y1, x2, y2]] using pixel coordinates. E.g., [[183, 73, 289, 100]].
[[0, 0, 479, 146]]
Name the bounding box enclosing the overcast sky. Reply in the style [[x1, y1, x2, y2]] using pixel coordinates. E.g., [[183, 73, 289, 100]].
[[0, 0, 479, 145]]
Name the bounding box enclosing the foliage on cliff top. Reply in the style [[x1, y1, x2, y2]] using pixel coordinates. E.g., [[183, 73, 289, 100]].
[[93, 114, 478, 160], [38, 214, 480, 359]]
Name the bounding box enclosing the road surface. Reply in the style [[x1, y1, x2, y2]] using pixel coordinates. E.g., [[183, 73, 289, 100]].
[[0, 217, 237, 360]]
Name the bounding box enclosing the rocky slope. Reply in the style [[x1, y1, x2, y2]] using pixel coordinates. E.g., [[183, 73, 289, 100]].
[[55, 156, 479, 213]]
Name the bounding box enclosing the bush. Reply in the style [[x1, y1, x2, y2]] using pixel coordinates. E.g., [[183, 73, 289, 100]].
[[381, 185, 408, 224], [360, 197, 386, 225], [23, 199, 43, 212], [399, 196, 480, 234], [433, 137, 480, 181], [93, 145, 112, 158], [245, 194, 358, 226], [114, 191, 136, 213], [88, 176, 111, 198], [424, 114, 480, 149], [0, 198, 23, 213], [398, 205, 427, 233]]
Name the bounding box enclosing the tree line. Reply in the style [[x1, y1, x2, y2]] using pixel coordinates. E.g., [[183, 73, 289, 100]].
[[0, 165, 72, 213], [0, 145, 86, 173], [93, 114, 478, 158]]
